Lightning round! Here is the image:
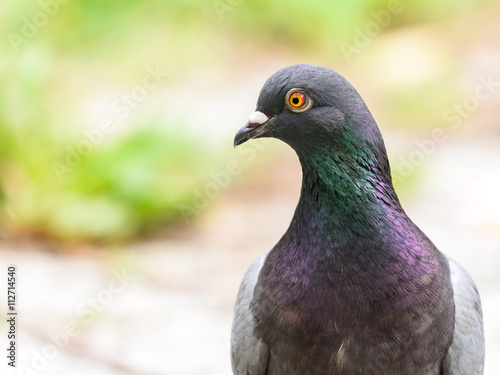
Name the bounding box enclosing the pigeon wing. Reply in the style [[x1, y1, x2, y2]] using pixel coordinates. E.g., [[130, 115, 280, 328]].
[[442, 257, 485, 375], [231, 250, 270, 375]]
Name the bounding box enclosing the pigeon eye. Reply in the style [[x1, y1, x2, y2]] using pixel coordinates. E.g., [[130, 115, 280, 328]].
[[285, 89, 313, 113], [289, 92, 305, 107]]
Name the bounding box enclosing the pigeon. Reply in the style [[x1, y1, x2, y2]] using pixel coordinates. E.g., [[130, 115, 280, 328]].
[[231, 64, 484, 375]]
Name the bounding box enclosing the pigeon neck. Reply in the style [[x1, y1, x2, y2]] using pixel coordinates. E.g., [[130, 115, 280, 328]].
[[290, 138, 403, 239]]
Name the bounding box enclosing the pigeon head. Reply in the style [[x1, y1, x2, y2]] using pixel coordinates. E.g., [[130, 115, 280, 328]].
[[234, 64, 388, 170]]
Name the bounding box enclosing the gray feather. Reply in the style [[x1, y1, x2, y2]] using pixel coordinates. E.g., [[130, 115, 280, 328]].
[[442, 257, 485, 374], [231, 251, 270, 375]]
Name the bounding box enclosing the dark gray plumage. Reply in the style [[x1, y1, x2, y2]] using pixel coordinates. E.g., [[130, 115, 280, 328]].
[[231, 64, 484, 375]]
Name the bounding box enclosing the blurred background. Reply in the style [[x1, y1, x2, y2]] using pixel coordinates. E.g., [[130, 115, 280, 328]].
[[0, 0, 499, 374]]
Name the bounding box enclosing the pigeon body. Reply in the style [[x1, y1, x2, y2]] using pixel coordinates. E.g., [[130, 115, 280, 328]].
[[231, 64, 484, 375]]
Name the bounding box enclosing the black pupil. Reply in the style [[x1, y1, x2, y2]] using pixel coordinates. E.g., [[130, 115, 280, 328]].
[[292, 96, 300, 105]]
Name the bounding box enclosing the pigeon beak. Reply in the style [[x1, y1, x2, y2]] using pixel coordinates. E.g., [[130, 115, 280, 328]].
[[234, 111, 270, 147]]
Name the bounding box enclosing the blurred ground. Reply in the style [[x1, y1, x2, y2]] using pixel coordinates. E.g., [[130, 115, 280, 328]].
[[2, 134, 500, 375]]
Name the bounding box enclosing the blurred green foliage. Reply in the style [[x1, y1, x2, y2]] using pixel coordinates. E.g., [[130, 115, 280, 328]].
[[0, 0, 494, 242], [0, 113, 213, 242]]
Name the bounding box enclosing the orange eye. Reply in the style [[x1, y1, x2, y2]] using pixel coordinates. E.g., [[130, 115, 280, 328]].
[[285, 89, 312, 113], [289, 92, 305, 108]]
